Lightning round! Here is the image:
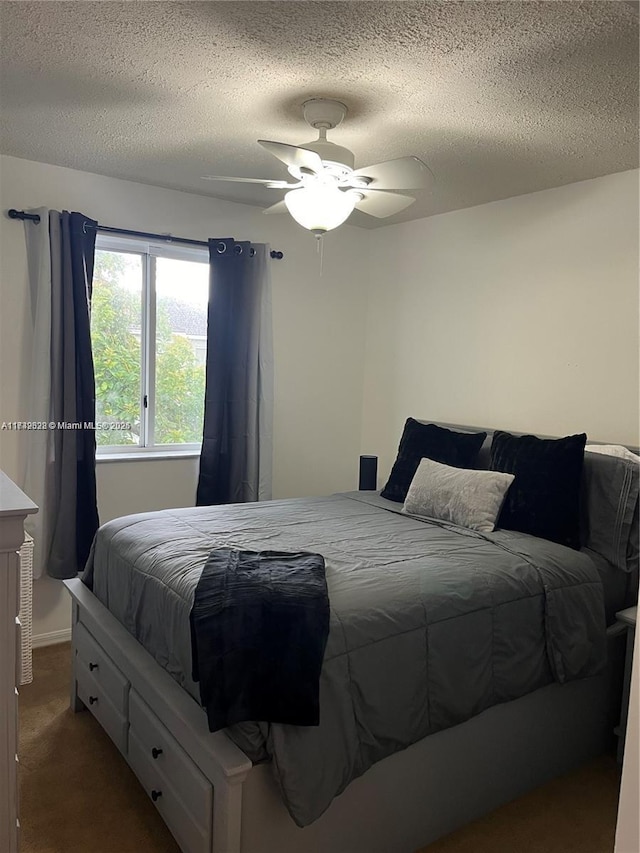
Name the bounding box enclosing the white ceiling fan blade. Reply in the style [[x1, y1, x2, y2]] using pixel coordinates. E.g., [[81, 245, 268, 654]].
[[351, 157, 433, 191], [258, 140, 323, 174], [202, 175, 292, 187], [262, 200, 288, 215], [353, 190, 416, 218]]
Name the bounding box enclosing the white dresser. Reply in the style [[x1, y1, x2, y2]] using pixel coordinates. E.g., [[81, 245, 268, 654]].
[[0, 472, 37, 853]]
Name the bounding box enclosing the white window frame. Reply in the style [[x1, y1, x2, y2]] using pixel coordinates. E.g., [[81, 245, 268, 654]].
[[93, 234, 208, 460]]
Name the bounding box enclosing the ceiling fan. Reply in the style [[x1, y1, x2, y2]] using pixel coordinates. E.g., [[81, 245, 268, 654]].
[[203, 98, 434, 235]]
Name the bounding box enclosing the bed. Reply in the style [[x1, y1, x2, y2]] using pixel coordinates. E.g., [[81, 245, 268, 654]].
[[63, 422, 639, 853]]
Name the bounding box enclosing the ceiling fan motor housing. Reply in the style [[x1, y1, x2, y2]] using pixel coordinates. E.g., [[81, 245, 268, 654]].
[[302, 98, 348, 130], [301, 139, 355, 171], [300, 98, 355, 171]]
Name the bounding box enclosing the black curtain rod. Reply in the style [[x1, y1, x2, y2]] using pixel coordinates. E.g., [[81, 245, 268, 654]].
[[6, 209, 284, 259]]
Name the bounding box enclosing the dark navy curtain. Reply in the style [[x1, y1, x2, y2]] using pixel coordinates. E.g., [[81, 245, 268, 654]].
[[196, 237, 273, 506], [47, 211, 99, 578]]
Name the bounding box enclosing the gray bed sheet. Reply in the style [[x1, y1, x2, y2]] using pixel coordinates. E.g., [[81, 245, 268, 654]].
[[83, 491, 607, 827]]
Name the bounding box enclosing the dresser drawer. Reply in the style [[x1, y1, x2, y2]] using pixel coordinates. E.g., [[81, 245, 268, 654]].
[[129, 690, 212, 832], [75, 621, 129, 715], [76, 667, 128, 755], [128, 729, 212, 853]]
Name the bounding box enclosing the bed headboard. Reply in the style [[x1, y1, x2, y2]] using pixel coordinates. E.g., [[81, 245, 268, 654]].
[[428, 421, 639, 469]]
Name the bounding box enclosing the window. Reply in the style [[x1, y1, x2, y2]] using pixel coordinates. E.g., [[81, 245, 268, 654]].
[[91, 235, 208, 456]]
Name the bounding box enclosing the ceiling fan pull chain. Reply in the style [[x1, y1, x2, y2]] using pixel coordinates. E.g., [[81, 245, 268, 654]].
[[317, 233, 324, 277]]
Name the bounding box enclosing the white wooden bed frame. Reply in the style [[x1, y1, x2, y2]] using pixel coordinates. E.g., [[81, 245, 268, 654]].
[[63, 579, 623, 853], [62, 424, 637, 853]]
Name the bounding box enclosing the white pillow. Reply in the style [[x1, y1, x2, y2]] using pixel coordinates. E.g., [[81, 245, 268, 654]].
[[585, 444, 639, 462], [402, 457, 515, 533]]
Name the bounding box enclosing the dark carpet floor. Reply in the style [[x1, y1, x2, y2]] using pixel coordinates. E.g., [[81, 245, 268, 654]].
[[19, 643, 621, 853]]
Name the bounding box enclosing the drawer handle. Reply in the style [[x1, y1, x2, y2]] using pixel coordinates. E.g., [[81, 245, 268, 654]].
[[89, 662, 99, 671], [151, 790, 162, 802], [151, 747, 163, 760], [88, 696, 98, 705]]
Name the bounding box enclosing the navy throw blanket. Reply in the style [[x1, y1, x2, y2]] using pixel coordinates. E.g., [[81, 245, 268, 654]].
[[190, 548, 330, 733]]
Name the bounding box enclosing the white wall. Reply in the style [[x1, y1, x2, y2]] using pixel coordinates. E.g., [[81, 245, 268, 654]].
[[361, 170, 640, 480], [0, 155, 370, 641]]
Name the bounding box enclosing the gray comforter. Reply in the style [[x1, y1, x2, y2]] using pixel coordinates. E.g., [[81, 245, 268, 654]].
[[83, 492, 606, 827]]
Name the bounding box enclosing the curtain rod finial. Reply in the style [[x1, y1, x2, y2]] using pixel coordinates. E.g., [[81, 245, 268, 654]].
[[7, 209, 41, 223]]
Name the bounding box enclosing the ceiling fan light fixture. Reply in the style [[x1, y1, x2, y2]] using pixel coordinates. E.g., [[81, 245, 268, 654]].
[[284, 186, 357, 233]]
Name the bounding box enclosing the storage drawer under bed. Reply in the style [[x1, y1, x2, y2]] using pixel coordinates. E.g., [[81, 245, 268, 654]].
[[75, 620, 129, 715], [128, 689, 213, 853], [76, 666, 129, 755]]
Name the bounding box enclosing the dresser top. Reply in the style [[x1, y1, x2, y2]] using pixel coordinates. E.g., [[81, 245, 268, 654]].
[[0, 471, 38, 517]]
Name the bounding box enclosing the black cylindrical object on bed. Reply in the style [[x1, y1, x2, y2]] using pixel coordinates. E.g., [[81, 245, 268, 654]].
[[359, 455, 378, 491]]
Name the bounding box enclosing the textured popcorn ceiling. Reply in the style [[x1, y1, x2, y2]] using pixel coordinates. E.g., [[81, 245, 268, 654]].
[[0, 1, 638, 227]]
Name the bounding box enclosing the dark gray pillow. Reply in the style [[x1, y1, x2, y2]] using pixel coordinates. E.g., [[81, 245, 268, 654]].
[[582, 446, 639, 573]]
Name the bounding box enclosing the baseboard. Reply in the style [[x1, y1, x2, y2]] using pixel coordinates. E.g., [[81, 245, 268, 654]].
[[32, 628, 72, 648]]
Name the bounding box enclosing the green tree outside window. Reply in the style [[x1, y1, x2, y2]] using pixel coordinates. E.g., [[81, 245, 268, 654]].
[[91, 250, 206, 448]]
